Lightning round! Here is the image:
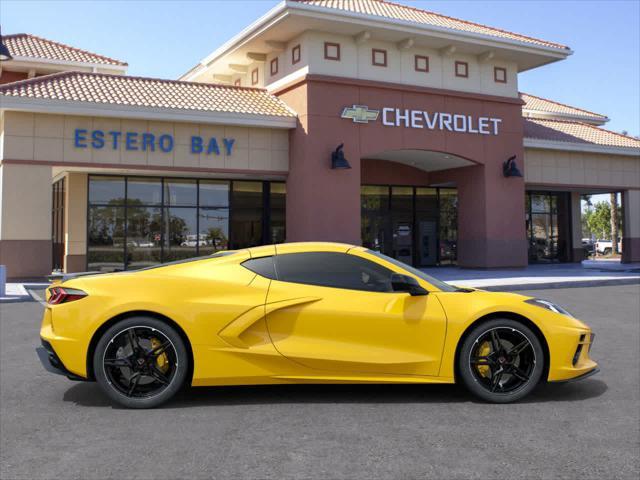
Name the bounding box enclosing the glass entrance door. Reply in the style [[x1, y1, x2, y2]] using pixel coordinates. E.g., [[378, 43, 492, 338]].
[[526, 192, 570, 263], [361, 185, 457, 267], [51, 178, 65, 272]]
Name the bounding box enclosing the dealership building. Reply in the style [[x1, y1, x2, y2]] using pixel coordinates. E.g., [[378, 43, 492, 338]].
[[1, 0, 639, 279]]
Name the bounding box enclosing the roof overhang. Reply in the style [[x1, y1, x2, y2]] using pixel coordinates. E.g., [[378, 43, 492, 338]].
[[524, 138, 640, 157], [181, 0, 571, 81], [522, 110, 609, 126], [0, 96, 297, 129], [1, 56, 128, 74]]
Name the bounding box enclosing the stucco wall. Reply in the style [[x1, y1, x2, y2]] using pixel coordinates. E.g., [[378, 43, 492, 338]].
[[200, 30, 518, 98], [1, 111, 289, 173], [524, 148, 640, 189]]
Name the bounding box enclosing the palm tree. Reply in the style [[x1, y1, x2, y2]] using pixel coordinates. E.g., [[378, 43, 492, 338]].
[[610, 192, 619, 255]]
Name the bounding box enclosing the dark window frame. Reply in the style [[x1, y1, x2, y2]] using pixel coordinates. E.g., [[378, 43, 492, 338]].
[[494, 66, 507, 83], [292, 44, 301, 65], [454, 61, 469, 78], [372, 48, 387, 67], [324, 42, 341, 61], [414, 55, 429, 73]]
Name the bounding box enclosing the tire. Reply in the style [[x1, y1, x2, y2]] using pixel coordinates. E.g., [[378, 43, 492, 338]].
[[458, 319, 545, 403], [93, 316, 189, 409], [603, 248, 612, 256]]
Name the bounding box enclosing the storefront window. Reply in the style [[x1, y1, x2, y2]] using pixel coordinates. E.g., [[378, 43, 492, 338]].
[[88, 205, 125, 271], [230, 181, 263, 249], [89, 176, 125, 205], [270, 183, 286, 244], [438, 189, 458, 265], [361, 185, 457, 267], [87, 176, 284, 271]]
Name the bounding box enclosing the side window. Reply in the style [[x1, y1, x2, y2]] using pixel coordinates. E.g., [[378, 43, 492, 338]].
[[275, 252, 393, 292], [242, 257, 276, 279]]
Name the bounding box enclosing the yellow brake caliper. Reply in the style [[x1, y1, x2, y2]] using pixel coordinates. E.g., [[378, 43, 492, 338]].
[[150, 337, 169, 373], [476, 341, 491, 378]]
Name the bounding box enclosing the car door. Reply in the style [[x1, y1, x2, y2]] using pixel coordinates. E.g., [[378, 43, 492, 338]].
[[264, 250, 447, 377]]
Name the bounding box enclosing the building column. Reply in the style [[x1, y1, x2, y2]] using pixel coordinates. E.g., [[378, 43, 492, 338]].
[[454, 164, 528, 268], [64, 172, 88, 273], [570, 192, 585, 262], [622, 189, 640, 263], [0, 163, 53, 279]]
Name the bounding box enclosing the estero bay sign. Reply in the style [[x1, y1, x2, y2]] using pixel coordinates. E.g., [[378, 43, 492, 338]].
[[341, 105, 503, 135], [74, 129, 236, 155]]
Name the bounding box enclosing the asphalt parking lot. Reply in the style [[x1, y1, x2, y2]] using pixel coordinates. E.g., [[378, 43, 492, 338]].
[[1, 284, 639, 479]]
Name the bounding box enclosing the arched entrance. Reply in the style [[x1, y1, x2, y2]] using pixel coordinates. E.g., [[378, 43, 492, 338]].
[[360, 150, 476, 267]]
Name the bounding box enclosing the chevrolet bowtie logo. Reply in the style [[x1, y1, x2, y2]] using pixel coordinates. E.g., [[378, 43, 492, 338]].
[[341, 105, 380, 124]]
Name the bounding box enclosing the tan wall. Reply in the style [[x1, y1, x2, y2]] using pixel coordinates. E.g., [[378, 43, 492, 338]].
[[65, 172, 87, 257], [264, 31, 519, 97], [1, 111, 289, 172], [196, 30, 518, 98], [624, 189, 640, 238], [524, 148, 640, 189], [0, 162, 52, 240]]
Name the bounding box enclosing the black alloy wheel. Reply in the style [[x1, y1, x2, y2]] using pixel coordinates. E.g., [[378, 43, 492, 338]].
[[93, 317, 188, 408], [458, 319, 544, 403]]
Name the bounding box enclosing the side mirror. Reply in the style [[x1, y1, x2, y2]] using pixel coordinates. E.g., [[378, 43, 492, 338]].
[[390, 273, 428, 296]]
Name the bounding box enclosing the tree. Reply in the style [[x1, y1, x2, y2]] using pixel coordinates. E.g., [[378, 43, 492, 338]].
[[610, 193, 619, 254], [585, 201, 612, 240]]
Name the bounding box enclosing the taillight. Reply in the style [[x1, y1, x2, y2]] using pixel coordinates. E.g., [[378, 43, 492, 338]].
[[48, 287, 87, 305]]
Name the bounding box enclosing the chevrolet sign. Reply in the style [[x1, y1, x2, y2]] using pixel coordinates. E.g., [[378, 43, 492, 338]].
[[341, 105, 380, 123], [340, 104, 502, 135]]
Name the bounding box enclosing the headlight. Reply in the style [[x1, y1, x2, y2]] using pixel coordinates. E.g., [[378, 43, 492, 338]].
[[525, 298, 573, 317]]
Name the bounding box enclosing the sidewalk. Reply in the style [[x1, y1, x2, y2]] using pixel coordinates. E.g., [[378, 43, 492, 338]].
[[0, 283, 49, 303], [422, 262, 640, 291]]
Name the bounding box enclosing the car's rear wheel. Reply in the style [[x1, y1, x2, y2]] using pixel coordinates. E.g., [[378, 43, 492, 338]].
[[458, 319, 544, 403], [93, 317, 188, 409]]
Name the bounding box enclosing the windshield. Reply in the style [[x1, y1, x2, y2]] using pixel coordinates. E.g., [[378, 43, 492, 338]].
[[366, 250, 457, 292]]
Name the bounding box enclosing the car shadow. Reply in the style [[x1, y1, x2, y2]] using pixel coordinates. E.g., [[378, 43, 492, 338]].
[[62, 379, 607, 409]]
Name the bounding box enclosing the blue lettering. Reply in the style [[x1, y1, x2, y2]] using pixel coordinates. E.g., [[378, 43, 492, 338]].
[[141, 133, 155, 151], [191, 136, 203, 154], [159, 134, 174, 153], [125, 132, 139, 151], [74, 129, 88, 148], [223, 138, 235, 155], [91, 130, 105, 149], [207, 138, 220, 155], [108, 131, 121, 149]]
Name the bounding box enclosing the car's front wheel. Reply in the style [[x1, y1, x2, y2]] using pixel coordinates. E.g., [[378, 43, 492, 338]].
[[458, 319, 545, 403], [93, 317, 188, 409]]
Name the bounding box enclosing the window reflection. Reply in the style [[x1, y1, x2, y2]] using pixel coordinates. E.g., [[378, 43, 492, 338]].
[[199, 208, 229, 255], [128, 177, 162, 206], [87, 176, 284, 271], [88, 206, 125, 271], [126, 207, 162, 269]]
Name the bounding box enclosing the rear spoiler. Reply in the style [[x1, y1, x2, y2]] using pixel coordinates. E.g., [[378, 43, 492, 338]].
[[47, 271, 104, 286]]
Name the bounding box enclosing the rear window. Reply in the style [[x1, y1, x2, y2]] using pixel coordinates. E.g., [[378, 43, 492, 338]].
[[242, 257, 277, 279]]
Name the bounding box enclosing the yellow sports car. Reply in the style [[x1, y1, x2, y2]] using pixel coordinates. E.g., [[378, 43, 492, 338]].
[[38, 242, 598, 408]]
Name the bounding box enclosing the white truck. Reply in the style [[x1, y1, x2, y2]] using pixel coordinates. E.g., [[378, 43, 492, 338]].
[[594, 239, 622, 255]]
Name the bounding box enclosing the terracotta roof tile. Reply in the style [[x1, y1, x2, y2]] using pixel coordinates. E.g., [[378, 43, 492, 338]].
[[0, 71, 296, 118], [3, 33, 127, 67], [523, 118, 640, 149], [520, 93, 608, 121], [293, 0, 568, 50]]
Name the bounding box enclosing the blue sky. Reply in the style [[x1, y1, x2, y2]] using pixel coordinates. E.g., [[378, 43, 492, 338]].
[[2, 0, 639, 136]]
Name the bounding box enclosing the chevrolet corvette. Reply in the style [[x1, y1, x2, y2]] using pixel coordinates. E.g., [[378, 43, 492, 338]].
[[37, 242, 598, 408]]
